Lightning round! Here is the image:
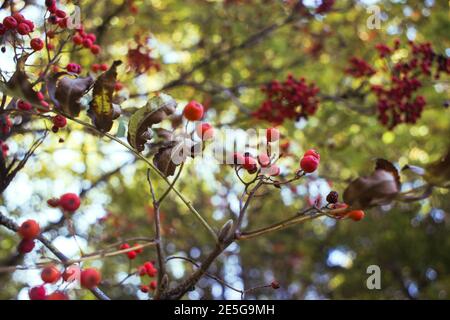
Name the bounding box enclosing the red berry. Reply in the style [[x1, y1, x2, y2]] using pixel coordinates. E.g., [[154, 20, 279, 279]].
[[127, 251, 137, 260], [17, 23, 31, 35], [90, 44, 101, 55], [304, 149, 320, 161], [266, 128, 280, 142], [47, 291, 69, 300], [58, 18, 68, 29], [133, 243, 143, 254], [120, 243, 130, 250], [257, 153, 271, 167], [30, 38, 44, 51], [18, 219, 40, 240], [114, 82, 124, 91], [147, 267, 157, 277], [12, 13, 25, 23], [0, 115, 12, 135], [18, 239, 35, 254], [271, 280, 280, 289], [82, 38, 93, 48], [138, 266, 147, 276], [183, 101, 204, 121], [55, 10, 66, 18], [80, 268, 101, 289], [73, 34, 83, 45], [23, 20, 34, 32], [91, 64, 100, 73], [66, 63, 81, 74], [86, 33, 97, 42], [52, 115, 67, 128], [99, 64, 108, 71], [41, 265, 61, 283], [348, 210, 365, 221], [36, 92, 45, 101], [59, 193, 81, 212], [196, 123, 214, 140], [149, 280, 157, 290], [300, 155, 319, 173], [29, 286, 46, 300], [3, 16, 18, 29], [17, 100, 33, 111], [243, 156, 258, 173], [143, 262, 154, 272], [140, 285, 149, 293]]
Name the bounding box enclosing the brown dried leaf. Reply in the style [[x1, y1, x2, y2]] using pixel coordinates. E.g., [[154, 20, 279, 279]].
[[48, 74, 93, 116], [343, 159, 400, 209]]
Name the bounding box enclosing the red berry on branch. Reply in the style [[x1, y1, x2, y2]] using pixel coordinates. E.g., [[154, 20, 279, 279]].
[[127, 251, 137, 260], [86, 33, 97, 42], [243, 156, 258, 173], [52, 115, 67, 128], [0, 115, 12, 135], [17, 23, 31, 35], [266, 127, 280, 142], [138, 266, 147, 276], [196, 123, 214, 140], [99, 64, 109, 71], [59, 193, 81, 212], [47, 291, 69, 300], [90, 44, 101, 55], [120, 243, 130, 250], [348, 210, 365, 221], [183, 101, 204, 121], [91, 64, 100, 72], [29, 286, 46, 300], [149, 280, 157, 290], [12, 13, 25, 23], [23, 20, 34, 31], [47, 198, 60, 207], [80, 268, 101, 289], [140, 285, 149, 293], [82, 38, 93, 48], [18, 239, 35, 254], [3, 16, 18, 30], [72, 34, 83, 45], [41, 265, 61, 283], [268, 164, 280, 177], [30, 38, 44, 51], [114, 82, 124, 91], [300, 155, 319, 173], [304, 149, 320, 161], [133, 243, 143, 254], [18, 219, 40, 240], [55, 10, 66, 18], [271, 280, 280, 289], [66, 63, 81, 74]]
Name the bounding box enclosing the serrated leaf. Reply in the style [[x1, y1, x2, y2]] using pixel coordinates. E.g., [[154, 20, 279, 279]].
[[127, 93, 177, 152], [88, 60, 122, 132]]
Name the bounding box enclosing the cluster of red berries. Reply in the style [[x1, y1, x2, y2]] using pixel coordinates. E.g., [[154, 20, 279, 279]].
[[66, 63, 82, 74], [345, 57, 376, 78], [17, 219, 40, 254], [127, 41, 160, 74], [0, 114, 12, 135], [0, 12, 35, 37], [29, 285, 68, 300], [137, 261, 158, 293], [347, 40, 449, 129], [47, 193, 81, 212], [120, 243, 144, 260], [253, 74, 320, 124], [91, 63, 109, 73], [232, 128, 282, 176], [72, 26, 101, 55]]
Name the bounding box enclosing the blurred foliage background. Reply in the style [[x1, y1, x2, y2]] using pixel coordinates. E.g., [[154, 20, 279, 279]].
[[0, 0, 449, 300]]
